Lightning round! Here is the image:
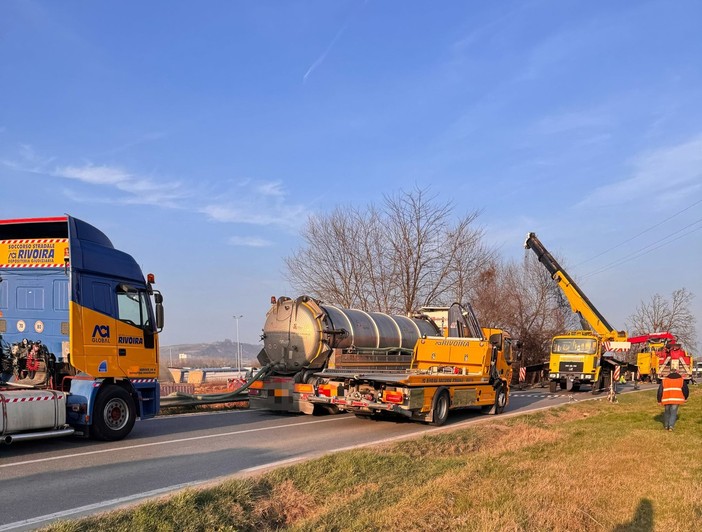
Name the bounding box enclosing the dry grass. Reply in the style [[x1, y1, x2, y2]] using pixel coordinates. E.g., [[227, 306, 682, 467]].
[[43, 388, 702, 532]]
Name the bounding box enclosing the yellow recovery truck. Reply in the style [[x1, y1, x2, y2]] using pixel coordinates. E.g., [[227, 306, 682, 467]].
[[307, 302, 515, 426], [524, 233, 630, 394]]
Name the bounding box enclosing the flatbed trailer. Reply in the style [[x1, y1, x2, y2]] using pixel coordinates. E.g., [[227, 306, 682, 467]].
[[308, 303, 514, 425]]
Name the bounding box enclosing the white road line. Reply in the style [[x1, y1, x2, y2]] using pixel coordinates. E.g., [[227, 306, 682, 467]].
[[0, 416, 347, 469], [0, 481, 204, 531]]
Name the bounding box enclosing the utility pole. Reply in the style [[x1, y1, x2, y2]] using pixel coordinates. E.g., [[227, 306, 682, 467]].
[[233, 314, 243, 370]]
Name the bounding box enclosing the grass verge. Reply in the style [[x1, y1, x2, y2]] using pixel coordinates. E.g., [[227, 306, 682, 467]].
[[44, 388, 702, 531]]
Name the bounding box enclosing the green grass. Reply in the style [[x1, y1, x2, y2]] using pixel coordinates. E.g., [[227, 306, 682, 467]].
[[43, 388, 702, 532]]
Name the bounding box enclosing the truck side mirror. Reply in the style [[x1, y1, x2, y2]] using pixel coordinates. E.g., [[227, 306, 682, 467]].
[[155, 301, 164, 330]]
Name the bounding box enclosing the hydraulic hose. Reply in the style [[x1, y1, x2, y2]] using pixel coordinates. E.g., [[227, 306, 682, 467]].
[[159, 363, 274, 407]]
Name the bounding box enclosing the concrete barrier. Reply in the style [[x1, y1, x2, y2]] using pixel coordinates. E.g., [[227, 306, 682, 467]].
[[187, 370, 205, 384]]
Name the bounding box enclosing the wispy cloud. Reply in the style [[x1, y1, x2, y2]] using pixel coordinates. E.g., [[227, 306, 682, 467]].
[[228, 235, 273, 248], [2, 144, 310, 232], [256, 180, 285, 197], [56, 164, 131, 186], [1, 143, 55, 172], [303, 1, 368, 83], [53, 163, 187, 207], [91, 131, 168, 158], [533, 110, 614, 136], [579, 134, 702, 207], [201, 188, 307, 230], [303, 23, 347, 83]]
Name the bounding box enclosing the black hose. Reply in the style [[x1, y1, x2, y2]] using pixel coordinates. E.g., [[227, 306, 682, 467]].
[[159, 364, 274, 406]]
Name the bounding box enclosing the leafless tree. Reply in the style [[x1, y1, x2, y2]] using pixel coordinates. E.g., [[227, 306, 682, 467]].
[[285, 206, 371, 308], [469, 253, 578, 367], [505, 254, 576, 366], [284, 187, 488, 314], [627, 288, 698, 352], [383, 188, 489, 313]]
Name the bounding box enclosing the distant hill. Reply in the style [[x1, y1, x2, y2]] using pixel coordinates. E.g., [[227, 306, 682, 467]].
[[161, 339, 262, 367]]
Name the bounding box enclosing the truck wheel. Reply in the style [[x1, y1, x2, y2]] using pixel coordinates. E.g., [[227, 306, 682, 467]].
[[559, 379, 567, 390], [493, 383, 507, 415], [591, 375, 604, 395], [430, 390, 450, 426], [549, 381, 557, 393], [92, 385, 136, 441]]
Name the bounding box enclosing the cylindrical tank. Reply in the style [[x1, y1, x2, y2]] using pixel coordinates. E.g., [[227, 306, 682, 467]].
[[260, 296, 439, 373], [0, 390, 67, 435]]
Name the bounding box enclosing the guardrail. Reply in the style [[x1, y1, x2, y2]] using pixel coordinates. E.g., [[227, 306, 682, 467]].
[[159, 364, 273, 409]]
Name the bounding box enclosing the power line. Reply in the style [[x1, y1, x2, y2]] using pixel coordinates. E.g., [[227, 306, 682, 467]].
[[573, 197, 702, 268], [582, 218, 702, 279]]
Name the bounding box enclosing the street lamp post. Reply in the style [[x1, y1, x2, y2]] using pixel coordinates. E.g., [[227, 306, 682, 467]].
[[233, 315, 243, 370]]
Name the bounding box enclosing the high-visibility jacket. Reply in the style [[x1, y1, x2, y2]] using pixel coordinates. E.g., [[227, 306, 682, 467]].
[[659, 375, 688, 405]]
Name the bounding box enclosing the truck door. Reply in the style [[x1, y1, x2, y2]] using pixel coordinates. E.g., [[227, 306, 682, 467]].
[[115, 285, 158, 378]]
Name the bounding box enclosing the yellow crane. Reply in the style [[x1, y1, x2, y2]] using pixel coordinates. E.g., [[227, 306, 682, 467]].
[[524, 233, 629, 394]]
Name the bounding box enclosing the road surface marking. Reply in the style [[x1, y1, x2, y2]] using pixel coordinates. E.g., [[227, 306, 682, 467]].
[[0, 416, 347, 469], [0, 481, 204, 531]]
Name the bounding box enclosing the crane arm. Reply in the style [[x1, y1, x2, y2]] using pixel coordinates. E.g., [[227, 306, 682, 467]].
[[524, 232, 626, 340]]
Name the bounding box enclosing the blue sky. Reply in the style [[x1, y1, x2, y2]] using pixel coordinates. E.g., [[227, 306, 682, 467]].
[[1, 1, 701, 350]]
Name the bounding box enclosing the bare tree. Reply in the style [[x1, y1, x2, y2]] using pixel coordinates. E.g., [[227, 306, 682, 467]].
[[284, 187, 487, 314], [285, 206, 371, 308], [627, 288, 697, 352], [470, 253, 577, 367], [383, 187, 488, 313]]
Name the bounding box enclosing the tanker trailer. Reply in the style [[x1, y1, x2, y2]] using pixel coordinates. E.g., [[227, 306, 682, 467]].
[[249, 295, 441, 414]]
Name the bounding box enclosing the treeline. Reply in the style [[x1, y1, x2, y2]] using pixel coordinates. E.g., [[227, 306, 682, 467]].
[[284, 187, 697, 365]]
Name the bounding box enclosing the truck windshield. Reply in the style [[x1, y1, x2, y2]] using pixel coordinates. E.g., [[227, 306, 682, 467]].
[[552, 338, 597, 354]]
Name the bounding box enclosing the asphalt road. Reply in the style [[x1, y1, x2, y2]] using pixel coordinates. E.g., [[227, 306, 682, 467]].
[[0, 382, 655, 531]]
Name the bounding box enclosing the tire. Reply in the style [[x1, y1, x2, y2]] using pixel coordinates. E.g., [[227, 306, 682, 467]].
[[592, 373, 610, 395], [591, 381, 600, 395], [430, 390, 450, 426], [91, 385, 136, 441], [559, 379, 567, 390], [493, 383, 507, 415], [549, 381, 558, 393]]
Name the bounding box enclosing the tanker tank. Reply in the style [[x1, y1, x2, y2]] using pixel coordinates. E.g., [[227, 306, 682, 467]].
[[258, 295, 440, 374]]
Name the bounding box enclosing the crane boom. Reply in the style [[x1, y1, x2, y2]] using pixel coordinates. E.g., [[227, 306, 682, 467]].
[[524, 232, 625, 341]]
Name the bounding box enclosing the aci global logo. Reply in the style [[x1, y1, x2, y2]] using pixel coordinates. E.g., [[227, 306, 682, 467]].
[[92, 325, 110, 344]]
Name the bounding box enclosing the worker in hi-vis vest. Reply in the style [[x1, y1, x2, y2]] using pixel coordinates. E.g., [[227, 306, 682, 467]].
[[657, 370, 689, 431]]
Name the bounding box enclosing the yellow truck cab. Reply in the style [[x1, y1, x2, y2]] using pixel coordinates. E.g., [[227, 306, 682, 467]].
[[0, 216, 163, 443]]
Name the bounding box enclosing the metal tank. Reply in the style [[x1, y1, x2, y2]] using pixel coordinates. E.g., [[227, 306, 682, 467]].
[[259, 296, 440, 374]]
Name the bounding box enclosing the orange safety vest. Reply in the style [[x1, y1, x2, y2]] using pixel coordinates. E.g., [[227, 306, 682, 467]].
[[661, 376, 686, 405]]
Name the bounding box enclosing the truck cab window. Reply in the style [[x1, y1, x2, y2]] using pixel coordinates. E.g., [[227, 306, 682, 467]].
[[117, 288, 149, 328]]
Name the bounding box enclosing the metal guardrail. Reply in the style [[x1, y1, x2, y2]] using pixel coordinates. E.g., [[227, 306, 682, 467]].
[[159, 364, 273, 408]]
